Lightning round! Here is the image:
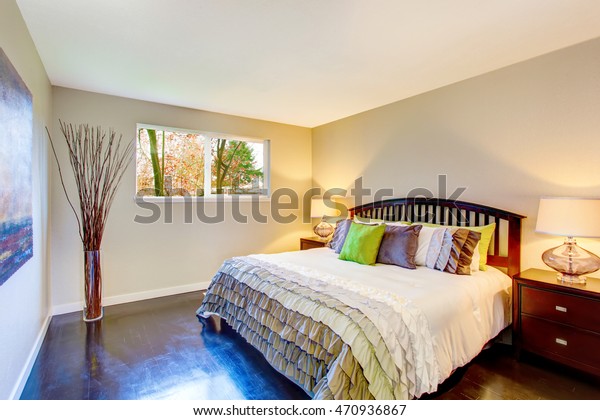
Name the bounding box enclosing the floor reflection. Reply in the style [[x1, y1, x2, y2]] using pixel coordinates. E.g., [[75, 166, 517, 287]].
[[21, 291, 309, 400]]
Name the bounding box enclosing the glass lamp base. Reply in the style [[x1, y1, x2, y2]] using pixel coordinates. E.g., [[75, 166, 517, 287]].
[[313, 221, 334, 239], [542, 238, 600, 286], [556, 273, 587, 285]]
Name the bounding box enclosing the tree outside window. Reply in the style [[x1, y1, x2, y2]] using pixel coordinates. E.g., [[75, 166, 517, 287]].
[[136, 125, 267, 197]]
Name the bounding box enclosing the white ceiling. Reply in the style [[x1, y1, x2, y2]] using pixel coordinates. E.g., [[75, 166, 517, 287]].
[[16, 0, 600, 127]]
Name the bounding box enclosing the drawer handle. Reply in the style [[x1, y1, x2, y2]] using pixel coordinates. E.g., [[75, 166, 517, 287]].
[[555, 338, 568, 346], [555, 305, 567, 313]]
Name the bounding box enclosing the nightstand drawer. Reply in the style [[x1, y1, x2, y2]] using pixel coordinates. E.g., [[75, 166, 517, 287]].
[[521, 315, 600, 370], [301, 241, 325, 250], [300, 237, 328, 250], [521, 285, 600, 333]]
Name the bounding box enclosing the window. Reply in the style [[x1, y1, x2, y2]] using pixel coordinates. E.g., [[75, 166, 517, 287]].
[[136, 124, 269, 197]]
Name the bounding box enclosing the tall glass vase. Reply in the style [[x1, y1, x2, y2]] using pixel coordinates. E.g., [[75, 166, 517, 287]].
[[83, 250, 103, 322]]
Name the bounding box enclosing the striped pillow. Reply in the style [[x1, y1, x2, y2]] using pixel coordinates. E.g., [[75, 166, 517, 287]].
[[425, 227, 481, 275]]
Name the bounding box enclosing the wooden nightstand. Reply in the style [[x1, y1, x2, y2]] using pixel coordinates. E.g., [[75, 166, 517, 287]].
[[300, 236, 329, 250], [513, 268, 600, 376]]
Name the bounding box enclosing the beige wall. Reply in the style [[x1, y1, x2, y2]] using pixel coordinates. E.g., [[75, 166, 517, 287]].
[[50, 87, 312, 312], [0, 0, 52, 399], [312, 38, 600, 273]]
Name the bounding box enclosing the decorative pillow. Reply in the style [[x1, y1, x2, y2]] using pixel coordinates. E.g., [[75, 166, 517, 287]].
[[470, 245, 481, 272], [424, 227, 481, 275], [376, 224, 423, 269], [414, 222, 495, 270], [446, 228, 482, 275], [414, 225, 439, 266], [339, 222, 386, 265], [386, 221, 412, 226], [466, 223, 495, 271], [328, 219, 352, 254], [425, 228, 454, 270]]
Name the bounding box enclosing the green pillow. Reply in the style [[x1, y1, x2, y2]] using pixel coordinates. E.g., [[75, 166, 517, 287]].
[[415, 222, 496, 270], [339, 222, 386, 265]]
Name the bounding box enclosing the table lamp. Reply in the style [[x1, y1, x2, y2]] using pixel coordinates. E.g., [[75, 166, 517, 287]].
[[311, 198, 339, 239], [535, 197, 600, 284]]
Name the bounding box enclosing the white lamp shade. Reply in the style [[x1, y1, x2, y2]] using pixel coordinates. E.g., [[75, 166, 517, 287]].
[[311, 197, 340, 218], [536, 197, 600, 238]]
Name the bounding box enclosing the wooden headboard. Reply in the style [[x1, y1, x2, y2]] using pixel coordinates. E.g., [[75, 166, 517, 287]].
[[350, 198, 526, 277]]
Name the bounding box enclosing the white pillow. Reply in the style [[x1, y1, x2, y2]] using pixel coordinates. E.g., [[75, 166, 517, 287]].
[[414, 226, 438, 266], [353, 216, 385, 225], [386, 221, 411, 227], [470, 245, 480, 272]]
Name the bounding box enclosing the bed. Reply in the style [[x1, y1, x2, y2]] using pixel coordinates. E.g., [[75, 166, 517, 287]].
[[197, 198, 525, 399]]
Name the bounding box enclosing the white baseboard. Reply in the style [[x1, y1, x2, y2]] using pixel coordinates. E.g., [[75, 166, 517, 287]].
[[51, 281, 210, 316], [10, 313, 52, 400]]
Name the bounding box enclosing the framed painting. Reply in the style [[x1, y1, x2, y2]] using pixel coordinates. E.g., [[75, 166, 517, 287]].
[[0, 48, 33, 286]]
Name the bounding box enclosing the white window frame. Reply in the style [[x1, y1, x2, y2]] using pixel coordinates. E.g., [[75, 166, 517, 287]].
[[135, 123, 270, 201]]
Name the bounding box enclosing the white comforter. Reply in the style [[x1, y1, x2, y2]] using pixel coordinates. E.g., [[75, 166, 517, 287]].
[[252, 247, 512, 395]]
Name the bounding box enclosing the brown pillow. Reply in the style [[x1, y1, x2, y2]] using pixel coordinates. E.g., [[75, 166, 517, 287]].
[[376, 224, 423, 269], [445, 228, 482, 275]]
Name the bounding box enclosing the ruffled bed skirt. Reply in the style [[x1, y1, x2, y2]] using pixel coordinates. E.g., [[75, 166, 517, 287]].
[[198, 272, 374, 399]]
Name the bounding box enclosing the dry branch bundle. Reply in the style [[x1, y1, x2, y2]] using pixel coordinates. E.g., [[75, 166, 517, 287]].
[[47, 121, 134, 251]]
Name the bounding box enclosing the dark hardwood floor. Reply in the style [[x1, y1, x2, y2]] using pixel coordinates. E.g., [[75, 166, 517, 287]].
[[21, 291, 600, 400]]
